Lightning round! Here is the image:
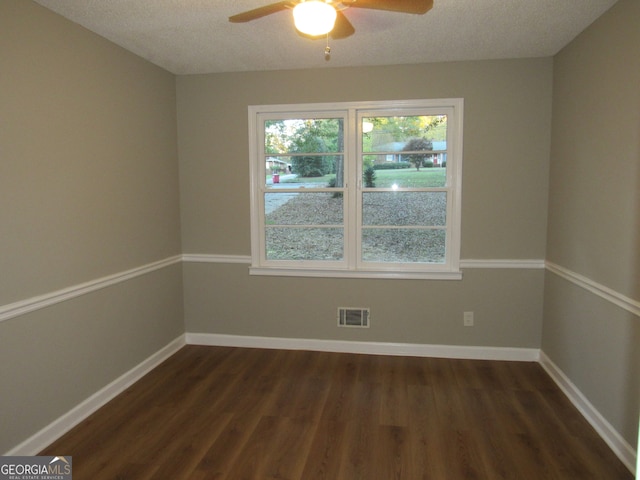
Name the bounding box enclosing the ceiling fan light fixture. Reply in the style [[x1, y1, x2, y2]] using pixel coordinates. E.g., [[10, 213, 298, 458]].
[[293, 1, 337, 36]]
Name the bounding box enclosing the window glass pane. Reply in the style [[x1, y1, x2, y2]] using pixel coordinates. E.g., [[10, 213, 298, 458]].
[[361, 228, 446, 264], [290, 155, 343, 183], [362, 192, 446, 226], [361, 166, 446, 189], [265, 192, 343, 225], [266, 118, 344, 154], [362, 115, 446, 151], [362, 115, 447, 188], [265, 155, 344, 188], [265, 118, 344, 185], [265, 155, 292, 186], [266, 227, 343, 261]]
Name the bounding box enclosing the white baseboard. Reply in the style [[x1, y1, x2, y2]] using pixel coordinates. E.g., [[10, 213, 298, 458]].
[[5, 335, 186, 456], [185, 332, 540, 362], [539, 351, 636, 475]]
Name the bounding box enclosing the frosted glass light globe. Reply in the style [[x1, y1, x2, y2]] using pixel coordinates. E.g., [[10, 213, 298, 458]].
[[293, 1, 337, 36]]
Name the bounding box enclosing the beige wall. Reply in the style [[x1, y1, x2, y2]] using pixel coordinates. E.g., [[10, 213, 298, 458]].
[[177, 59, 552, 347], [184, 264, 544, 348], [543, 0, 639, 448], [178, 59, 552, 258], [0, 1, 184, 453], [2, 1, 182, 304]]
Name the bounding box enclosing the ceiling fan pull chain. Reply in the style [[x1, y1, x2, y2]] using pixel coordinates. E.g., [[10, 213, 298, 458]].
[[325, 34, 331, 58]]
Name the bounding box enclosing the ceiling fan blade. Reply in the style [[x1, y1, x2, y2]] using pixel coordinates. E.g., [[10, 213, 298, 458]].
[[330, 11, 355, 39], [341, 0, 433, 14], [229, 1, 295, 23]]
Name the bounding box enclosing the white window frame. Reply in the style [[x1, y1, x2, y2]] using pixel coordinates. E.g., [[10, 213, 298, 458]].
[[248, 99, 464, 280]]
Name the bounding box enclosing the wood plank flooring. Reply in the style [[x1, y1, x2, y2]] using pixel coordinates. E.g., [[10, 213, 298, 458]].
[[40, 346, 633, 479]]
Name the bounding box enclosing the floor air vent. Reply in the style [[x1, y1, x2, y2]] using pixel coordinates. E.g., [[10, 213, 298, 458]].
[[338, 307, 370, 328]]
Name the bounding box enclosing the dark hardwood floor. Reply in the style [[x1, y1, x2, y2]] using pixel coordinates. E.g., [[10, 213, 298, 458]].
[[41, 346, 632, 479]]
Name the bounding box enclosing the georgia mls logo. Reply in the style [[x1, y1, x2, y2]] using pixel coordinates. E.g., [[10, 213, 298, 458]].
[[49, 457, 71, 474], [0, 456, 72, 480]]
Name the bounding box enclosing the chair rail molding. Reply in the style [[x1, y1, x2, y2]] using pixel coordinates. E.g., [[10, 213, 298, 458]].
[[0, 255, 182, 323], [545, 261, 639, 317]]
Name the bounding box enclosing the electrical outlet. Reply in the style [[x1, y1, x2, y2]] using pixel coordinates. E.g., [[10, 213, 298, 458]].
[[463, 311, 474, 327]]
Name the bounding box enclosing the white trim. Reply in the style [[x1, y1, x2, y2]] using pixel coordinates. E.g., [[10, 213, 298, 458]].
[[248, 98, 465, 277], [545, 261, 640, 317], [185, 332, 540, 362], [183, 256, 639, 319], [539, 351, 637, 475], [248, 266, 463, 280], [461, 259, 546, 269], [0, 255, 549, 325], [4, 335, 186, 456], [0, 255, 182, 323], [182, 253, 251, 264], [7, 254, 633, 325], [181, 254, 547, 270]]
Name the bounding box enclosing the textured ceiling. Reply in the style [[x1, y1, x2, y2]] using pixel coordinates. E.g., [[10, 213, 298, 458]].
[[33, 0, 619, 75]]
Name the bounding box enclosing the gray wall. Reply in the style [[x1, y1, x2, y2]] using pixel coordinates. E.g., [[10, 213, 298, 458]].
[[0, 1, 184, 453], [177, 59, 552, 347], [543, 0, 639, 447]]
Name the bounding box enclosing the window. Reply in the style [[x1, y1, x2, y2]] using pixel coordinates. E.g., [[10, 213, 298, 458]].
[[248, 99, 463, 279]]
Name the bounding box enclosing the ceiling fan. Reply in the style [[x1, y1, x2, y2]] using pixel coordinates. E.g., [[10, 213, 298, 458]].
[[229, 0, 434, 40]]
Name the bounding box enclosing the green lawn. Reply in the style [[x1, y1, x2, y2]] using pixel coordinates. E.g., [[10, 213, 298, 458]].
[[279, 167, 446, 188], [373, 168, 446, 188]]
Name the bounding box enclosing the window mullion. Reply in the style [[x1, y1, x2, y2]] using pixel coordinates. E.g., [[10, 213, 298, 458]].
[[345, 108, 359, 270]]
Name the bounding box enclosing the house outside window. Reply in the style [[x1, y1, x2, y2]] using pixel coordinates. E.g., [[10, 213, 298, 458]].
[[248, 99, 464, 279]]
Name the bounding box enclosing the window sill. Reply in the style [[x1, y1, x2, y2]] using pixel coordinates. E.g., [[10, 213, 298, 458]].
[[249, 266, 463, 280]]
